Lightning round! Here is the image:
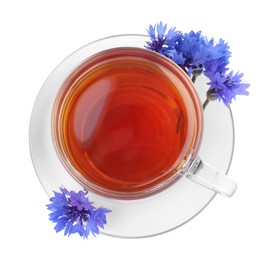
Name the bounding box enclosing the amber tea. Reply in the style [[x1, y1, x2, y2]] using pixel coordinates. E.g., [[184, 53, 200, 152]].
[[53, 47, 201, 198]]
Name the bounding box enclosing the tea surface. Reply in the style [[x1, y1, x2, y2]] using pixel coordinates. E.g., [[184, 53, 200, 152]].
[[60, 48, 189, 192]]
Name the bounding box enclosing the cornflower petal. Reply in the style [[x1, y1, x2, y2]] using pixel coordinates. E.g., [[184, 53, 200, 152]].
[[46, 187, 111, 238], [160, 47, 185, 66], [69, 190, 93, 210], [147, 24, 156, 40], [54, 217, 68, 233], [207, 70, 249, 106], [164, 27, 182, 47], [64, 221, 74, 236], [146, 22, 181, 53], [94, 207, 112, 228], [157, 21, 167, 39], [89, 220, 100, 237], [72, 223, 87, 238], [49, 209, 67, 221]]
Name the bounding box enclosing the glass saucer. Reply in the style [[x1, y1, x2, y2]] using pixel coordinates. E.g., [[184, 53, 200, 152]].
[[29, 35, 234, 238]]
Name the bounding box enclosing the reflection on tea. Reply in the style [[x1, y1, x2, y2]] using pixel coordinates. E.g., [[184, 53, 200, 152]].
[[58, 48, 190, 193]]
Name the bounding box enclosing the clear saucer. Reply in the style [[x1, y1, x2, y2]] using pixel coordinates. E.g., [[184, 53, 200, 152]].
[[29, 35, 234, 238]]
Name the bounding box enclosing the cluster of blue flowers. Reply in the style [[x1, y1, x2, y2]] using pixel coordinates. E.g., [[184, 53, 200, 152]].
[[146, 22, 249, 106], [46, 187, 111, 238]]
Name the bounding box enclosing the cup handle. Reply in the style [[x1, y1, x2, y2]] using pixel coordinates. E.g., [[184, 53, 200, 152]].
[[186, 157, 237, 197]]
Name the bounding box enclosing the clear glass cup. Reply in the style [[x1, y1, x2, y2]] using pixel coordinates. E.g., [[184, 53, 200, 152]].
[[52, 46, 202, 199], [31, 35, 237, 199]]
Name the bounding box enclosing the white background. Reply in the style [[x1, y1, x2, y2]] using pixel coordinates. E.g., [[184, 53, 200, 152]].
[[1, 0, 264, 259]]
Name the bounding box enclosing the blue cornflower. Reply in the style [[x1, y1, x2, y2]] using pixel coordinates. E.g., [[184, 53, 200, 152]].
[[146, 22, 182, 53], [206, 70, 250, 106], [176, 32, 231, 75], [203, 39, 231, 76], [175, 30, 207, 74], [146, 22, 249, 106], [46, 187, 111, 238]]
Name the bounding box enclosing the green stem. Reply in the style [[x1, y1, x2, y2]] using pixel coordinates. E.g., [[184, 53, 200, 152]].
[[191, 75, 197, 83], [182, 67, 188, 75], [203, 98, 210, 110]]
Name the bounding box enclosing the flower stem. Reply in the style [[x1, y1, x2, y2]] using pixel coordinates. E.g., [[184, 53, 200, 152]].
[[182, 66, 188, 75], [191, 75, 197, 83], [203, 98, 210, 110]]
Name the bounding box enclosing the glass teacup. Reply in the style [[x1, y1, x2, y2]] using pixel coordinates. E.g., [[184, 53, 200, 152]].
[[50, 35, 237, 199]]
